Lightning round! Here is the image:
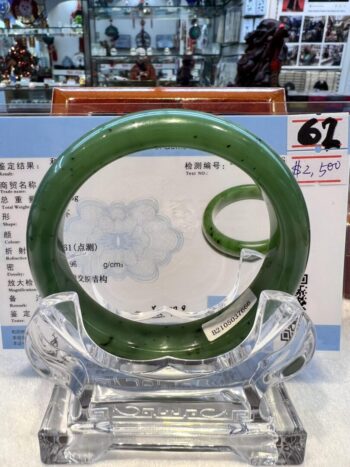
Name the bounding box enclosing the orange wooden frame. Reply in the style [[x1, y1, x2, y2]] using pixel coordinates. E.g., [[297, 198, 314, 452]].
[[51, 87, 286, 115]]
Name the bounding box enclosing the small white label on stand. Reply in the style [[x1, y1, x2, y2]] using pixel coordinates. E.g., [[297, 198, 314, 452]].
[[287, 113, 348, 152], [202, 289, 257, 342]]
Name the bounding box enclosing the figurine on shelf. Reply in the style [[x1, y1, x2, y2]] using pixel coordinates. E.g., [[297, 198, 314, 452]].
[[11, 0, 39, 25], [176, 54, 195, 86], [130, 52, 156, 81], [73, 52, 84, 68], [9, 66, 16, 84], [235, 19, 289, 87]]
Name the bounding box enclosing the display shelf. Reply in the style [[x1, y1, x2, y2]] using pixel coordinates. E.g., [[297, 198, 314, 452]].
[[0, 86, 52, 113], [91, 1, 229, 7], [283, 66, 342, 70], [0, 27, 83, 36], [92, 53, 220, 59], [0, 83, 81, 90], [52, 68, 86, 76], [90, 6, 223, 17], [221, 41, 240, 46]]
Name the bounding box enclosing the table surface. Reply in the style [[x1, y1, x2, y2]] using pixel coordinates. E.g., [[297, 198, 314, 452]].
[[1, 302, 349, 467]]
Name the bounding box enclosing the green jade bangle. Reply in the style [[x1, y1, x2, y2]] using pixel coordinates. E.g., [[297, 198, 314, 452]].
[[27, 110, 310, 361], [203, 184, 270, 258]]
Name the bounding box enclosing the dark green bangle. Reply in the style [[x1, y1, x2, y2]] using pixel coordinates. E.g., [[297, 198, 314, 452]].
[[27, 110, 310, 361], [202, 184, 270, 258]]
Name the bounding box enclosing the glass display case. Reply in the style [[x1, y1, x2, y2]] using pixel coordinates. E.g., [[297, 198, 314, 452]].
[[86, 0, 243, 87], [0, 0, 86, 110]]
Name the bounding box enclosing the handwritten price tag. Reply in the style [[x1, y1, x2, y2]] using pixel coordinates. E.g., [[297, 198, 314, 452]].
[[288, 113, 348, 152], [286, 151, 348, 185]]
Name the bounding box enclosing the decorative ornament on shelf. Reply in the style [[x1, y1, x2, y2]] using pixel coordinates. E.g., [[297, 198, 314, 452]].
[[235, 19, 289, 87], [42, 35, 57, 66], [176, 54, 195, 86], [135, 47, 146, 56], [136, 19, 151, 49], [123, 0, 131, 15], [72, 52, 84, 68], [3, 38, 38, 81], [99, 40, 109, 56], [0, 0, 10, 26], [28, 35, 35, 47], [61, 56, 75, 68], [71, 0, 83, 26], [9, 66, 16, 84], [11, 0, 42, 26], [130, 53, 156, 81], [105, 19, 119, 42], [199, 18, 209, 51], [137, 0, 151, 15], [0, 56, 5, 80], [188, 17, 201, 52], [189, 17, 201, 40]]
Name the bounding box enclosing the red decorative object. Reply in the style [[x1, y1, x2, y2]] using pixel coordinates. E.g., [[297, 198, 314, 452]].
[[130, 58, 156, 81], [3, 39, 37, 80], [51, 87, 287, 116], [235, 19, 289, 87]]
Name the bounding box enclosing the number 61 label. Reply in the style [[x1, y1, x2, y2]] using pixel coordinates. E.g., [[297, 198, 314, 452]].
[[288, 113, 348, 152]]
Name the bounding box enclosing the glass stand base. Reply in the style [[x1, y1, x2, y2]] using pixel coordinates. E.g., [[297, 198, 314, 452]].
[[39, 383, 306, 466]]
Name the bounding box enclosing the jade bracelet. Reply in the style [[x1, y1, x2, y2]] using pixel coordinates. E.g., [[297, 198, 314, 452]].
[[202, 184, 270, 258], [27, 110, 310, 360]]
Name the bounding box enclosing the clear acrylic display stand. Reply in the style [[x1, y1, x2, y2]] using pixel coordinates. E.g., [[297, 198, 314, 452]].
[[24, 130, 315, 465], [25, 286, 315, 465]]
